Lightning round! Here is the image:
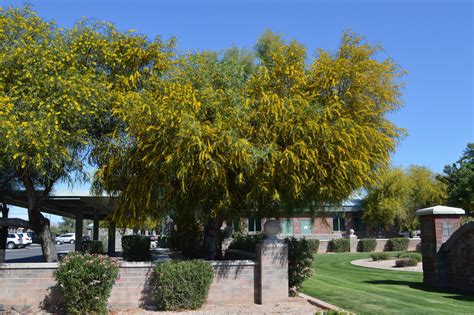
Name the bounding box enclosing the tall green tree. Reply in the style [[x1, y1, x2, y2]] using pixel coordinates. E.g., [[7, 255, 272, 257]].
[[0, 6, 172, 261], [96, 31, 405, 259], [362, 166, 447, 232], [439, 143, 473, 215]]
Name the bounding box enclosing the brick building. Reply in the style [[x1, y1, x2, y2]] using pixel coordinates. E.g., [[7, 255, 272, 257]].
[[240, 199, 365, 240]]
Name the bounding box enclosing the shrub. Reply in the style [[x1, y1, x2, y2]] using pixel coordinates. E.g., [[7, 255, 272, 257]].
[[284, 237, 318, 296], [308, 239, 320, 254], [81, 240, 104, 254], [370, 252, 391, 261], [395, 258, 418, 267], [330, 238, 350, 252], [228, 233, 264, 252], [388, 237, 409, 251], [54, 252, 119, 314], [357, 238, 377, 252], [398, 251, 422, 262], [154, 260, 213, 311], [157, 235, 170, 248], [122, 235, 151, 261], [170, 224, 203, 258]]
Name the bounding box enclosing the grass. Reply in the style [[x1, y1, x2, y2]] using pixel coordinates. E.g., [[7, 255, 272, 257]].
[[301, 252, 474, 315]]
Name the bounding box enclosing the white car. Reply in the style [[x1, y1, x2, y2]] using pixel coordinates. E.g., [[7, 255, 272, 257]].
[[17, 233, 33, 247], [6, 233, 23, 249], [55, 233, 76, 245]]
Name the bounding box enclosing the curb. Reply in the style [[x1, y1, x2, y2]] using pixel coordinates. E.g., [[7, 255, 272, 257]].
[[298, 292, 342, 311]]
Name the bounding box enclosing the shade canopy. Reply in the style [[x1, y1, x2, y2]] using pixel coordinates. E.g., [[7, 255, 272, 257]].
[[2, 191, 116, 220]]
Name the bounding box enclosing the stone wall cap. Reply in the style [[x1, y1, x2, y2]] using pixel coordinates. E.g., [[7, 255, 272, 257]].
[[210, 260, 257, 266], [0, 262, 59, 269], [415, 205, 465, 216]]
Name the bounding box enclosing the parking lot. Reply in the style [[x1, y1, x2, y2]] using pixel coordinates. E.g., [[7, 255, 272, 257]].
[[5, 243, 75, 263]]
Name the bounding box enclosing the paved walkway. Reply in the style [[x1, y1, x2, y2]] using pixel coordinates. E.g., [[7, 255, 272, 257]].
[[111, 297, 321, 314], [351, 258, 423, 272]]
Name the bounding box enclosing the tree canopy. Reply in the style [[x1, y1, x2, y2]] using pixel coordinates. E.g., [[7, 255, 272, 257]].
[[439, 143, 473, 215], [95, 31, 405, 235], [0, 6, 174, 261], [362, 165, 447, 231]]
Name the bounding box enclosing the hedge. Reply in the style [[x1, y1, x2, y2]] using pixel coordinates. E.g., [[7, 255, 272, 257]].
[[80, 240, 104, 254], [330, 238, 350, 252], [370, 252, 391, 261], [398, 251, 422, 262], [228, 234, 264, 252], [357, 238, 377, 252], [154, 260, 213, 310], [395, 258, 418, 267], [285, 237, 318, 296], [122, 235, 151, 261], [388, 237, 409, 251]]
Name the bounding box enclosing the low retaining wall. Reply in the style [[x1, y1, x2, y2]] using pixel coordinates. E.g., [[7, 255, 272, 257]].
[[316, 238, 420, 253], [207, 260, 257, 305], [0, 260, 259, 311]]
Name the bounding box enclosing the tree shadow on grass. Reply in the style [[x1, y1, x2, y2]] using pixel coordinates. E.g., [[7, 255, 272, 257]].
[[364, 280, 474, 300]]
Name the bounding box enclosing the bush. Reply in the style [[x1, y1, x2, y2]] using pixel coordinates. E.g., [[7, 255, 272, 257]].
[[398, 251, 422, 262], [54, 253, 119, 314], [357, 238, 377, 252], [157, 235, 170, 248], [285, 237, 318, 296], [308, 239, 320, 254], [370, 252, 391, 261], [122, 235, 151, 261], [170, 224, 203, 258], [228, 233, 264, 252], [395, 258, 418, 267], [81, 240, 104, 254], [388, 237, 409, 251], [154, 260, 213, 311], [330, 238, 350, 252]]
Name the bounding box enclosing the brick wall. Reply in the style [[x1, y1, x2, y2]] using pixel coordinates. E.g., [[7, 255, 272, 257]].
[[206, 260, 257, 305], [0, 260, 262, 310]]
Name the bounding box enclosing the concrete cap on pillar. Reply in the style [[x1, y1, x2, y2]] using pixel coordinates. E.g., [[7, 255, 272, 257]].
[[415, 205, 465, 216]]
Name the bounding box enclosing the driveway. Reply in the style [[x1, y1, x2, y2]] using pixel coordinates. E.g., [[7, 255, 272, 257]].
[[4, 243, 75, 262]]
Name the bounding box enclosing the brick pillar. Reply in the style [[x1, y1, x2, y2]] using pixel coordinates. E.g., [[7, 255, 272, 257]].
[[256, 219, 288, 304], [415, 205, 464, 288]]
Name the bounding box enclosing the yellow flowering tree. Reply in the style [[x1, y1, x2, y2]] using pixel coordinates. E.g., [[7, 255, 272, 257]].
[[0, 6, 172, 261], [362, 166, 447, 232], [96, 31, 405, 258]]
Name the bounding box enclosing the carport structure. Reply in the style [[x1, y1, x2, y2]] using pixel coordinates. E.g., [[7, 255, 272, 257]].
[[2, 193, 118, 256]]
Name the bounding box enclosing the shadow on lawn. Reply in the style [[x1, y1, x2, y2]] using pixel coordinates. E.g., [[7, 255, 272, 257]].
[[365, 280, 474, 300]]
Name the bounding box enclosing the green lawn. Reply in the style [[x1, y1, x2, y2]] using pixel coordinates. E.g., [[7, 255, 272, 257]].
[[301, 253, 474, 315]]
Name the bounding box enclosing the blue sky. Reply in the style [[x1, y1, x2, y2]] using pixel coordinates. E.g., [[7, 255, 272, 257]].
[[3, 0, 473, 222]]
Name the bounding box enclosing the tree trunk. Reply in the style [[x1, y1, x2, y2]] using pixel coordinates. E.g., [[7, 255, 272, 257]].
[[0, 204, 9, 263], [22, 175, 58, 262], [202, 218, 223, 260], [28, 204, 58, 262]]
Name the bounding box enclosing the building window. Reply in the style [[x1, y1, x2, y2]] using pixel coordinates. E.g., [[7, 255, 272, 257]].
[[299, 219, 312, 235], [333, 213, 346, 232], [352, 212, 365, 232], [248, 215, 261, 232], [280, 219, 293, 235]]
